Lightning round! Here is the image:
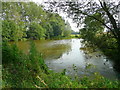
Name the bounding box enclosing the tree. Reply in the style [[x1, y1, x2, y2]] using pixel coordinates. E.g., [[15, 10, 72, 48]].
[[50, 20, 62, 37], [46, 0, 120, 47], [80, 13, 104, 44], [63, 21, 72, 37], [2, 20, 25, 41], [42, 23, 54, 39], [26, 22, 45, 40], [2, 2, 68, 40]]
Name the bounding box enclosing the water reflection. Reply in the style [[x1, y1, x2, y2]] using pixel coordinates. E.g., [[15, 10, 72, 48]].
[[11, 39, 72, 60], [12, 39, 119, 80], [45, 39, 119, 80]]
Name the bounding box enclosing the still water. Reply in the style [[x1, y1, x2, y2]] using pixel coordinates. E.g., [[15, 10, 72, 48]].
[[14, 39, 119, 80]]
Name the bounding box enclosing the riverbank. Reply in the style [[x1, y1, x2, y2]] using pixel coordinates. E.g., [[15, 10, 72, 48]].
[[44, 34, 81, 40], [80, 32, 120, 77], [2, 41, 119, 88]]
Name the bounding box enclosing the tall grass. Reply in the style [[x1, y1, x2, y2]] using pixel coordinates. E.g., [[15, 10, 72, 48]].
[[2, 41, 47, 88], [2, 41, 119, 88]]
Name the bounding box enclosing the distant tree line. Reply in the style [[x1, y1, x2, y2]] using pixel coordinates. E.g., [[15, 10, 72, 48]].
[[2, 2, 72, 41]]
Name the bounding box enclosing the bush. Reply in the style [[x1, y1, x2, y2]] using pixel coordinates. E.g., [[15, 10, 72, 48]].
[[2, 42, 120, 88]]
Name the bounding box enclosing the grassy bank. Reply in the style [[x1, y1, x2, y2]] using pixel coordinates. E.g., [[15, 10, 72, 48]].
[[50, 34, 81, 40], [2, 41, 119, 88]]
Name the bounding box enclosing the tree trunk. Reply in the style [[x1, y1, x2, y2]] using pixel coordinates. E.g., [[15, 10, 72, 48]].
[[117, 36, 120, 52], [100, 1, 120, 51]]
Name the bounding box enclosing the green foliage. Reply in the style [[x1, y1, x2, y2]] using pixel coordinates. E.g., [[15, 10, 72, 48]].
[[49, 20, 62, 36], [2, 20, 25, 41], [42, 23, 54, 39], [2, 41, 47, 88], [63, 30, 71, 37], [2, 42, 119, 88], [80, 13, 120, 74], [80, 73, 119, 88], [63, 21, 72, 37], [80, 13, 104, 43], [2, 2, 71, 41], [2, 2, 119, 88], [2, 42, 20, 64], [26, 22, 45, 40]]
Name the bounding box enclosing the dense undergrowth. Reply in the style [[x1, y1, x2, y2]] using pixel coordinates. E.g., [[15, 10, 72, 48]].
[[2, 41, 119, 88]]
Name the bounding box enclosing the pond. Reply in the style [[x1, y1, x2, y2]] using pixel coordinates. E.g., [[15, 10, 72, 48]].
[[13, 39, 119, 80]]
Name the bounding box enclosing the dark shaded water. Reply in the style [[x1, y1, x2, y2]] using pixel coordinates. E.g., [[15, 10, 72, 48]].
[[13, 39, 119, 80]]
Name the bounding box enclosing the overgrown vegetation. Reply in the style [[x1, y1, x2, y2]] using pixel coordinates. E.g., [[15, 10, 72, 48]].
[[80, 14, 120, 74], [2, 1, 120, 89], [2, 42, 119, 88], [2, 2, 72, 41]]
